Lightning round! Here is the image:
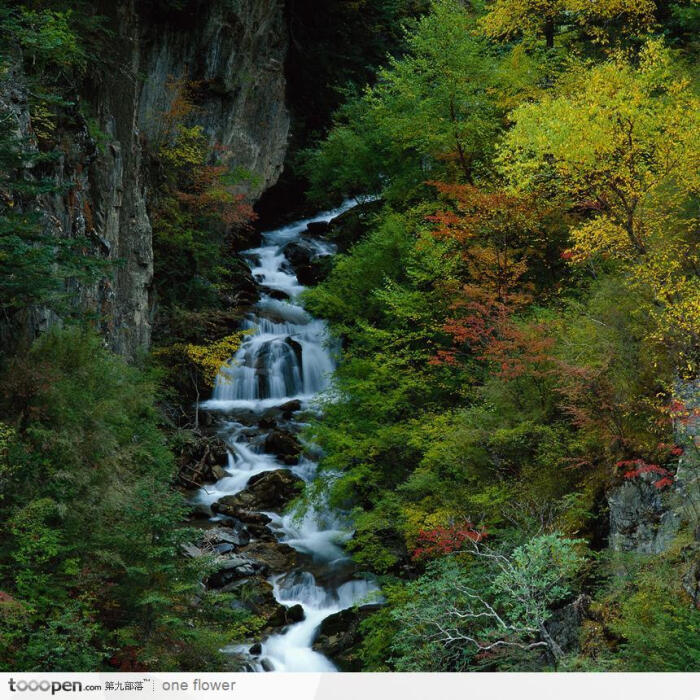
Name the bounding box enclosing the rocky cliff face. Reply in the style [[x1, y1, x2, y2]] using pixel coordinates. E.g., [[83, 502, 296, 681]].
[[138, 0, 289, 199], [0, 0, 289, 360], [607, 474, 681, 554], [608, 380, 699, 555]]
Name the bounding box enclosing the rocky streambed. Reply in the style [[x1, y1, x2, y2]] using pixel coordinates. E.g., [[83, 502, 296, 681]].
[[180, 202, 382, 672]]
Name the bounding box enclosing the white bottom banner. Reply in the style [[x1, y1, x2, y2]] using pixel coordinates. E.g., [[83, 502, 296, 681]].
[[0, 673, 698, 700]]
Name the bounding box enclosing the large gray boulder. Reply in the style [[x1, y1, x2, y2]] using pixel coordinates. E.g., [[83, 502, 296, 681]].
[[608, 472, 680, 554]]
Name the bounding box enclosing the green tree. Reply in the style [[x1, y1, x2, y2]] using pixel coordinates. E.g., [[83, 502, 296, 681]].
[[391, 534, 587, 669], [0, 329, 230, 670], [305, 0, 524, 204]]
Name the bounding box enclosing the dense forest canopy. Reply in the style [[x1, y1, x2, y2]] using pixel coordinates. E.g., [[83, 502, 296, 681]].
[[0, 0, 698, 673], [301, 0, 699, 671]]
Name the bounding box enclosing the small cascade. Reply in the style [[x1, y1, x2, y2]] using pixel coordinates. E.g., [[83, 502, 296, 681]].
[[194, 200, 380, 672], [251, 574, 380, 672], [211, 315, 335, 403]]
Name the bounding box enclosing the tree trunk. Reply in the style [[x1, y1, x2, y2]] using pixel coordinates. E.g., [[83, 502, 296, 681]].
[[544, 20, 555, 49], [191, 371, 200, 430], [539, 622, 565, 667], [449, 95, 473, 184]]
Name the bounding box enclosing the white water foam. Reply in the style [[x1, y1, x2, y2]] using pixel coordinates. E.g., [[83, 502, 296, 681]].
[[194, 200, 381, 672]]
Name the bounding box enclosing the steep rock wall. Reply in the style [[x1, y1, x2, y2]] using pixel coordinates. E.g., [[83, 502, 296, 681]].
[[88, 0, 153, 359], [0, 0, 289, 360], [137, 0, 289, 199], [607, 379, 700, 554]]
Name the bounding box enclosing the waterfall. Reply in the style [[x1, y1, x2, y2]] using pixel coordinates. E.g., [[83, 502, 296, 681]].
[[256, 574, 379, 672], [194, 201, 381, 672]]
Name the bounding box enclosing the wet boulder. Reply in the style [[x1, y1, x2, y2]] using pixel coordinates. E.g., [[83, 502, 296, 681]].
[[259, 285, 290, 301], [305, 221, 331, 235], [264, 429, 303, 465], [214, 470, 303, 513], [199, 523, 251, 550], [223, 578, 288, 629], [211, 506, 276, 542], [236, 508, 277, 542], [207, 555, 268, 588], [281, 240, 316, 269], [280, 239, 332, 287], [214, 543, 235, 554], [239, 540, 299, 574], [285, 604, 305, 624], [312, 604, 382, 671], [246, 580, 285, 623], [213, 506, 272, 527], [258, 400, 302, 425], [181, 542, 205, 559], [248, 469, 303, 509], [258, 417, 277, 431], [284, 336, 304, 368], [278, 399, 302, 417]]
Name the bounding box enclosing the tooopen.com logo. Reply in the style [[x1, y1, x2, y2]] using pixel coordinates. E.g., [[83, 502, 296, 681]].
[[8, 679, 101, 695]]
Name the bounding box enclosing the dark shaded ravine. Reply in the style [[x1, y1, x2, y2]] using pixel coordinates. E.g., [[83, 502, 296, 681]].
[[192, 203, 380, 671]]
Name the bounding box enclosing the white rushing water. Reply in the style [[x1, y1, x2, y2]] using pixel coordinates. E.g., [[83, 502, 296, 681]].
[[195, 201, 380, 672], [259, 574, 379, 672]]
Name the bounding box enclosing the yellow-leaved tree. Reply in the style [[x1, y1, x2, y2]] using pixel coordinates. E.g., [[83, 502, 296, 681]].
[[482, 0, 656, 48], [499, 39, 699, 370], [155, 332, 246, 427]]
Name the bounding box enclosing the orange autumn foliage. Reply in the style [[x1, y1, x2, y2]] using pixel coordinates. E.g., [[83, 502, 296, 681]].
[[427, 183, 555, 378], [175, 162, 255, 230]]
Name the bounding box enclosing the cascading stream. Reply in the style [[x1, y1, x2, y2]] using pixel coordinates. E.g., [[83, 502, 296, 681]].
[[194, 202, 380, 672]]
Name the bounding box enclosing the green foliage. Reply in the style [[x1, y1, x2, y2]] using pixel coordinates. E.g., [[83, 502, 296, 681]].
[[613, 572, 700, 670], [304, 212, 417, 327], [551, 275, 676, 459], [0, 2, 110, 87], [150, 194, 224, 310], [613, 567, 700, 671], [0, 5, 85, 79], [0, 329, 232, 670], [304, 0, 524, 204], [17, 602, 104, 672], [493, 534, 587, 626], [296, 0, 698, 673], [388, 534, 587, 670], [575, 548, 700, 672]]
